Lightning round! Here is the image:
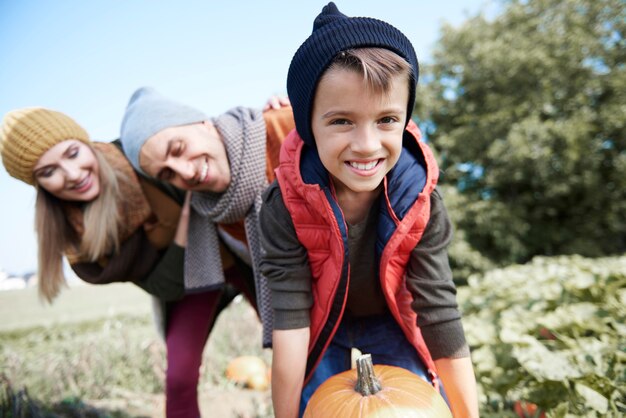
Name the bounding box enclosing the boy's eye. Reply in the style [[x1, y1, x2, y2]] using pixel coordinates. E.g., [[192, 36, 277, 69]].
[[379, 116, 397, 124], [330, 118, 351, 126]]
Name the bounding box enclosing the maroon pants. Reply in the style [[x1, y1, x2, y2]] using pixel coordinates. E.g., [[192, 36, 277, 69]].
[[164, 266, 256, 418]]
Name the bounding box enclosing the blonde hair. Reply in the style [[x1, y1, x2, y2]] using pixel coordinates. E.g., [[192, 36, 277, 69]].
[[35, 146, 123, 302], [327, 48, 412, 94]]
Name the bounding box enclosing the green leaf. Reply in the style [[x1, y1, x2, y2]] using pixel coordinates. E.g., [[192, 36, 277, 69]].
[[545, 402, 569, 418], [574, 383, 609, 413], [513, 340, 583, 381]]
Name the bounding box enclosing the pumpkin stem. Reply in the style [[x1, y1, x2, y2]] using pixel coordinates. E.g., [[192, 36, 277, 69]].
[[354, 354, 382, 396]]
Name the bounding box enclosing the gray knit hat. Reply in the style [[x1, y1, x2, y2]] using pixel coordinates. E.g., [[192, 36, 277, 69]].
[[120, 87, 207, 172]]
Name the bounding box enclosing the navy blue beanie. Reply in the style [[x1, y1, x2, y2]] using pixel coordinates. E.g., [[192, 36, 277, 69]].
[[287, 2, 419, 147]]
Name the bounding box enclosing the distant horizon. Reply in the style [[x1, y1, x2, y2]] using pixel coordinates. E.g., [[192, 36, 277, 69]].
[[0, 0, 498, 274]]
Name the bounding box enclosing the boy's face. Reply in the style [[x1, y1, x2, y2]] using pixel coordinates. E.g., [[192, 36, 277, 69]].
[[139, 122, 231, 193], [311, 67, 409, 197]]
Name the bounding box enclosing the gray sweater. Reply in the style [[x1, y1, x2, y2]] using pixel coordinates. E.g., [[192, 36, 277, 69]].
[[259, 182, 469, 359]]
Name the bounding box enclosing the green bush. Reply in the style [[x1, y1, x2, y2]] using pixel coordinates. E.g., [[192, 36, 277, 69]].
[[439, 185, 495, 284], [419, 0, 626, 264], [459, 255, 626, 417]]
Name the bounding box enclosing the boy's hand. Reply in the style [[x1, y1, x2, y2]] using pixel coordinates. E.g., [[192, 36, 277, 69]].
[[263, 95, 291, 111], [272, 327, 309, 418], [173, 191, 192, 247], [434, 357, 479, 418]]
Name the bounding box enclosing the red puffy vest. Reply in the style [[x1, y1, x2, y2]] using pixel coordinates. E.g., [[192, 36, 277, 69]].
[[275, 121, 441, 387]]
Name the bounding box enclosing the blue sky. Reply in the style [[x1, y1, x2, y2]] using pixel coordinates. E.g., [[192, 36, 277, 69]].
[[0, 0, 496, 274]]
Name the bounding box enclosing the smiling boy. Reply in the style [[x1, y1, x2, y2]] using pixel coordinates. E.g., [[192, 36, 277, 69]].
[[259, 3, 479, 417]]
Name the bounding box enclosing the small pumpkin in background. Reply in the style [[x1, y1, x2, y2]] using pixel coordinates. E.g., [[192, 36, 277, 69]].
[[304, 354, 452, 418], [225, 355, 270, 390], [514, 401, 546, 418]]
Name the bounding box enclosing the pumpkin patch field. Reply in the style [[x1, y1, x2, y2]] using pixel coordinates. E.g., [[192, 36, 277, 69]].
[[0, 284, 273, 417], [461, 255, 625, 417], [1, 254, 624, 417]]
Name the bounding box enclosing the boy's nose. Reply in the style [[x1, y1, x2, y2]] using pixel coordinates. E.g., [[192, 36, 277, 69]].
[[353, 126, 381, 154]]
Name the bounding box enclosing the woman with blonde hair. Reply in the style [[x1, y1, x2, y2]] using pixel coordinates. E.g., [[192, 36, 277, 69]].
[[0, 106, 254, 417], [119, 87, 295, 417], [0, 107, 191, 301]]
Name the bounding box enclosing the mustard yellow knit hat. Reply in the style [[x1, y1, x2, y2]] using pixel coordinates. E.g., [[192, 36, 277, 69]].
[[0, 107, 90, 185]]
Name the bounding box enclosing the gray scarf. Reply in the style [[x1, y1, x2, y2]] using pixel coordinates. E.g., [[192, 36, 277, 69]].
[[185, 106, 273, 348]]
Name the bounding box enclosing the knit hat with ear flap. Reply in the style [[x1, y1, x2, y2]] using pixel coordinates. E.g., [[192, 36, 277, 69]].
[[0, 108, 90, 185], [287, 2, 419, 147], [120, 86, 207, 173]]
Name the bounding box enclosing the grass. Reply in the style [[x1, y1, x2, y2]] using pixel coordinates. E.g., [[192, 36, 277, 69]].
[[0, 283, 273, 417], [0, 283, 151, 332], [5, 255, 623, 417]]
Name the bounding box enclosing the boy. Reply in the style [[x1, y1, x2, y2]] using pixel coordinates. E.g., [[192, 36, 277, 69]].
[[259, 3, 479, 417]]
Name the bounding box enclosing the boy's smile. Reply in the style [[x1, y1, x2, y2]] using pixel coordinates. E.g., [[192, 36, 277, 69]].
[[311, 67, 409, 199]]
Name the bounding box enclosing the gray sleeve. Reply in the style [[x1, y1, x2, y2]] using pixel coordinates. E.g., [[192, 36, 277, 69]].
[[259, 181, 313, 330], [406, 188, 469, 359]]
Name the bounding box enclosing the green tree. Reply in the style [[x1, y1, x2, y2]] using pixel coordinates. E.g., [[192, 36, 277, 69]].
[[418, 0, 626, 265]]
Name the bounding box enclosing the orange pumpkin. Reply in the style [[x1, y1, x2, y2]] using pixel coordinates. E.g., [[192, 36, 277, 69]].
[[304, 354, 452, 418], [225, 355, 269, 390]]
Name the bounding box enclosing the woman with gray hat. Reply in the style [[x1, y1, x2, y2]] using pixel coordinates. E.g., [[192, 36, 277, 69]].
[[120, 86, 294, 417]]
